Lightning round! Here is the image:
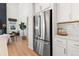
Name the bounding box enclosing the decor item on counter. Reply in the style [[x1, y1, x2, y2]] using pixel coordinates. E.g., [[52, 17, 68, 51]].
[[57, 27, 68, 36], [19, 22, 26, 40]]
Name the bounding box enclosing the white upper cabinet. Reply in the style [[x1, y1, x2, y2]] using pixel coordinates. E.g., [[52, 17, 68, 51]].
[[71, 4, 79, 20], [57, 3, 71, 22]]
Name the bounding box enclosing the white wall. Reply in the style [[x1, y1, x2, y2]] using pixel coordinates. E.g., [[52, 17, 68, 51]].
[[7, 3, 19, 33]]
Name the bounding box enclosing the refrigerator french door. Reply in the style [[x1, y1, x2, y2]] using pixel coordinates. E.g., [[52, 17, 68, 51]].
[[43, 9, 52, 56], [33, 9, 52, 56], [33, 14, 41, 54]]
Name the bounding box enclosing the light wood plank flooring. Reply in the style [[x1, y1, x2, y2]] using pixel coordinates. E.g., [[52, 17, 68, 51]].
[[7, 37, 38, 56]]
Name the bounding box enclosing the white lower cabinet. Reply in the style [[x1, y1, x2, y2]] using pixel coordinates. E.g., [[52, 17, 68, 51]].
[[53, 37, 79, 56], [67, 40, 79, 56], [53, 38, 67, 56]]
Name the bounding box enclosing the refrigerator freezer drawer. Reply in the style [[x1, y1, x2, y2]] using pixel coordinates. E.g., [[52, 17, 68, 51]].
[[43, 42, 50, 56], [39, 40, 44, 56], [33, 39, 38, 52]]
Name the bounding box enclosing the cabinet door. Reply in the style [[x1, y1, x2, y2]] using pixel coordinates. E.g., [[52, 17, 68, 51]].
[[57, 3, 71, 22], [68, 40, 79, 56], [53, 38, 67, 56], [71, 4, 79, 20]]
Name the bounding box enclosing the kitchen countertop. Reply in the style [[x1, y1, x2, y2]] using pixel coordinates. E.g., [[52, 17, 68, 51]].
[[56, 35, 79, 42]]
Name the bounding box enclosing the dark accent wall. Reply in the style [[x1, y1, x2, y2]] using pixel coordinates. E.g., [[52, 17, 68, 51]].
[[0, 3, 6, 34]]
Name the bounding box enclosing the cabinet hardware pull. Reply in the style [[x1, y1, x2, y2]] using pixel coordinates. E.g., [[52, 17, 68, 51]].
[[64, 48, 66, 54], [57, 40, 62, 42], [74, 44, 79, 47], [44, 42, 49, 44]]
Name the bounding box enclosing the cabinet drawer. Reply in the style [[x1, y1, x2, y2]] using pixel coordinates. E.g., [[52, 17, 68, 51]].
[[53, 38, 67, 56], [54, 38, 66, 46], [68, 40, 79, 48], [67, 40, 79, 56]]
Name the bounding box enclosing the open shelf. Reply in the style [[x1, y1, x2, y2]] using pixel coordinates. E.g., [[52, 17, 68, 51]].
[[57, 20, 79, 24]]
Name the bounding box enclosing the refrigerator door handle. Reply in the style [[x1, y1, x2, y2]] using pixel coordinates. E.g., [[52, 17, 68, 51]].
[[39, 13, 45, 40], [44, 42, 49, 44], [43, 12, 46, 40]]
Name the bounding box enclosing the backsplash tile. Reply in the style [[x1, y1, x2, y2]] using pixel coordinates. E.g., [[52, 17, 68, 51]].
[[57, 22, 79, 37]]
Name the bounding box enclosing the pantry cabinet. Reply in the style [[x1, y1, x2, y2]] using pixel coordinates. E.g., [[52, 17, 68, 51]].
[[67, 40, 79, 56], [57, 3, 71, 22], [53, 38, 67, 56]]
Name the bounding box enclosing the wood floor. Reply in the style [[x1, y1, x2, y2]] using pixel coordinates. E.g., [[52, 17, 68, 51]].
[[7, 37, 38, 56]]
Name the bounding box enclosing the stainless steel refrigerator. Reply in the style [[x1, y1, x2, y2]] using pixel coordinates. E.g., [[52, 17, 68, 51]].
[[33, 9, 52, 56]]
